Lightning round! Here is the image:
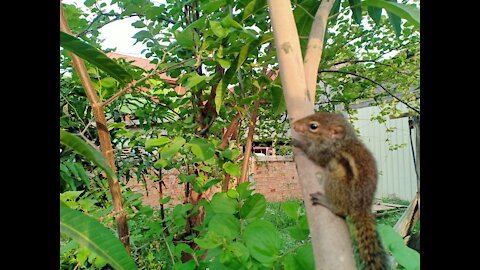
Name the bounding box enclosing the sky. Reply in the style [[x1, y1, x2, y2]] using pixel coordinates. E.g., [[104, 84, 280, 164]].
[[63, 0, 148, 57]]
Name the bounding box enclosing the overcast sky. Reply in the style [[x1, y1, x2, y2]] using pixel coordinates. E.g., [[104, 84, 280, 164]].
[[63, 0, 148, 57]]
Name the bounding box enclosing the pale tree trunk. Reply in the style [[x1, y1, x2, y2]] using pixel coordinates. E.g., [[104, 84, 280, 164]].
[[60, 2, 131, 254], [267, 1, 357, 269]]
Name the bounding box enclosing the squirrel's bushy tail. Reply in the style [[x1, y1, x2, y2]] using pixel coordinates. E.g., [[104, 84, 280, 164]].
[[352, 212, 389, 270]]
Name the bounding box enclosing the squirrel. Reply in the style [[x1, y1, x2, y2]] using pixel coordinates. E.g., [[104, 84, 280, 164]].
[[292, 111, 389, 270]]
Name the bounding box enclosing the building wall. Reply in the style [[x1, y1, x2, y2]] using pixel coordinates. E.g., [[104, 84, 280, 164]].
[[351, 105, 418, 201]]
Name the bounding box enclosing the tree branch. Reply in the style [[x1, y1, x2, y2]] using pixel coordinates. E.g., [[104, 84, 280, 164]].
[[318, 69, 420, 114]]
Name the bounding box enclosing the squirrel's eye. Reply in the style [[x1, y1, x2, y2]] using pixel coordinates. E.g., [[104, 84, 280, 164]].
[[309, 122, 318, 130]]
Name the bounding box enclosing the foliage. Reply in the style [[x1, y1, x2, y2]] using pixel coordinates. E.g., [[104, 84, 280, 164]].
[[60, 0, 420, 268]]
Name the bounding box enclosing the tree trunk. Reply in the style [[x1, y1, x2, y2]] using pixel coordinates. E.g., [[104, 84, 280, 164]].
[[267, 1, 356, 269], [60, 1, 131, 254]]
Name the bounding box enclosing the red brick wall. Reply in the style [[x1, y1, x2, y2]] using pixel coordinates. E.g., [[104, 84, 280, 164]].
[[127, 156, 302, 208], [250, 156, 302, 202]]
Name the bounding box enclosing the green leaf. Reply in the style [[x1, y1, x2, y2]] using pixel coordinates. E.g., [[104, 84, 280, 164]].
[[214, 33, 272, 113], [217, 58, 231, 69], [368, 6, 383, 25], [363, 0, 419, 28], [236, 182, 253, 200], [287, 225, 309, 240], [377, 224, 420, 270], [189, 138, 215, 161], [153, 159, 169, 169], [185, 73, 208, 89], [348, 0, 363, 25], [220, 149, 241, 161], [270, 84, 286, 115], [223, 161, 241, 177], [60, 32, 133, 84], [210, 21, 229, 38], [100, 77, 116, 89], [226, 189, 239, 199], [194, 231, 223, 249], [201, 0, 227, 13], [214, 79, 225, 114], [174, 28, 199, 50], [329, 0, 342, 24], [208, 214, 240, 241], [145, 137, 170, 151], [281, 201, 300, 220], [210, 192, 238, 214], [160, 137, 186, 160], [226, 242, 249, 263], [60, 130, 116, 180], [294, 244, 315, 270], [240, 193, 266, 220], [242, 0, 257, 21], [244, 220, 281, 267], [221, 14, 243, 30], [60, 204, 137, 270]]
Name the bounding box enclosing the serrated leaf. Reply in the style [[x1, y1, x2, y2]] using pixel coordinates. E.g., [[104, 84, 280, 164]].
[[223, 161, 241, 177], [145, 137, 170, 150], [60, 204, 137, 270], [240, 193, 266, 220], [236, 182, 253, 200], [60, 130, 115, 180], [208, 214, 240, 241], [244, 220, 281, 267], [189, 138, 215, 161], [160, 137, 186, 160], [348, 0, 363, 25], [60, 32, 133, 84], [210, 192, 238, 214]]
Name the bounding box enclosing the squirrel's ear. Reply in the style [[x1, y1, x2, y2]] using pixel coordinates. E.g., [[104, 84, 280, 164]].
[[330, 125, 345, 139]]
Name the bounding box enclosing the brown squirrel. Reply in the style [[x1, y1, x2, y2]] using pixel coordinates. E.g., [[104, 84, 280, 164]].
[[292, 111, 389, 270]]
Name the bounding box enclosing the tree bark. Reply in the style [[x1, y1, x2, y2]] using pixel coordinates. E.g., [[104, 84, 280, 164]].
[[238, 101, 260, 185], [60, 1, 131, 254], [267, 1, 357, 269]]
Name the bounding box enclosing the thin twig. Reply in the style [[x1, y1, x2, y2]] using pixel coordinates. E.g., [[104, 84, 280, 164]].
[[318, 69, 420, 114], [101, 58, 195, 108], [161, 231, 175, 265]]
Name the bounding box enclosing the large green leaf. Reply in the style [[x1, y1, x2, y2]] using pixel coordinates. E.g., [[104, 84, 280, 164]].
[[208, 214, 240, 241], [368, 6, 383, 25], [363, 0, 420, 29], [348, 0, 363, 25], [60, 130, 115, 180], [160, 136, 186, 160], [377, 224, 420, 270], [60, 32, 133, 84], [60, 204, 137, 270], [210, 192, 238, 214], [240, 193, 266, 220], [189, 138, 215, 161], [270, 84, 286, 115], [244, 220, 281, 267]]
